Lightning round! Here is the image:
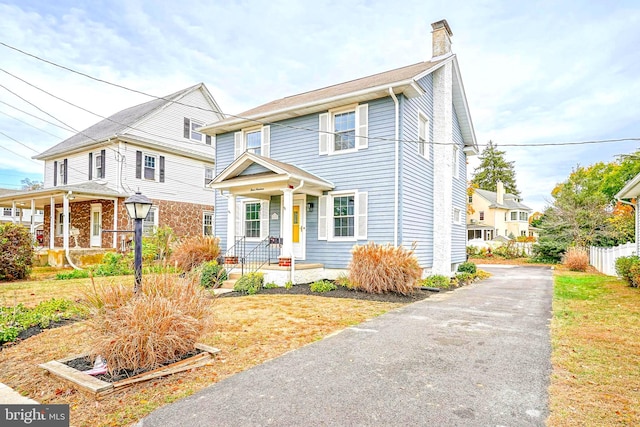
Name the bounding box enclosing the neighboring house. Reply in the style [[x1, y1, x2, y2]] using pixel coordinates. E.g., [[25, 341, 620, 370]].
[[615, 172, 640, 255], [0, 83, 223, 265], [0, 188, 44, 231], [467, 182, 533, 241], [202, 19, 478, 281]]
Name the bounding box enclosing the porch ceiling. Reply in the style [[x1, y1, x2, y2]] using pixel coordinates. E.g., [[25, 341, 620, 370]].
[[0, 182, 126, 209]]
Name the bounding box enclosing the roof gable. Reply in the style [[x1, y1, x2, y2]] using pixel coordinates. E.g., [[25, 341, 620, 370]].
[[34, 83, 222, 160]]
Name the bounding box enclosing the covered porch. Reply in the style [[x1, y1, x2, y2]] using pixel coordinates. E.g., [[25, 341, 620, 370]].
[[0, 182, 128, 267], [211, 152, 334, 280]]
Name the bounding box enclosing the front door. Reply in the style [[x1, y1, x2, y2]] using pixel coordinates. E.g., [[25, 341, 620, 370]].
[[90, 204, 102, 247], [292, 197, 306, 259]]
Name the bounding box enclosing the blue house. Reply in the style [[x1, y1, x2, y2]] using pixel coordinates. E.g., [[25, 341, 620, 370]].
[[202, 20, 478, 284]]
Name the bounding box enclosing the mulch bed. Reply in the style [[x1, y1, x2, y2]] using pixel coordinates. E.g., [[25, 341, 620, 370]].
[[63, 349, 204, 383], [218, 283, 439, 303]]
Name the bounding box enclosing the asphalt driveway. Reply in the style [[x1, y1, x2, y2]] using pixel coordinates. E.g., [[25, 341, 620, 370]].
[[138, 264, 553, 426]]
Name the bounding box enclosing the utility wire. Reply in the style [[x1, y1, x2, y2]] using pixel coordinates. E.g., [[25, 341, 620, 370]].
[[0, 99, 75, 133], [0, 110, 66, 139]]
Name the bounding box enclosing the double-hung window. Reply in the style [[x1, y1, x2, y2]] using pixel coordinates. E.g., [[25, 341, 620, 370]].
[[55, 209, 68, 236], [244, 202, 261, 238], [479, 211, 484, 221], [238, 200, 269, 240], [319, 104, 368, 155], [418, 112, 430, 159], [144, 155, 156, 180], [519, 212, 528, 221], [204, 167, 214, 187], [90, 149, 106, 180], [203, 211, 213, 236], [234, 126, 270, 158], [453, 207, 462, 224], [318, 190, 368, 241], [510, 211, 518, 221], [2, 208, 12, 216]]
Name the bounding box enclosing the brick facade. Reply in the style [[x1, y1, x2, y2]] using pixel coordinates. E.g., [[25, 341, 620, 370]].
[[44, 198, 214, 249]]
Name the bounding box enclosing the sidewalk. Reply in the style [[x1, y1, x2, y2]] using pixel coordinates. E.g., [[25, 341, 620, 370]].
[[138, 265, 552, 426], [0, 382, 38, 404]]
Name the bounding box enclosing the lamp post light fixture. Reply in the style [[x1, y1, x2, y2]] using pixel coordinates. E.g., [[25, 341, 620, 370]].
[[124, 191, 153, 294]]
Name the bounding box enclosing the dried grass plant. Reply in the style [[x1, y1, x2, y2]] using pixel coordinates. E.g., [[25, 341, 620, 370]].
[[563, 247, 589, 272], [170, 236, 221, 272], [83, 273, 213, 373], [348, 242, 422, 295]]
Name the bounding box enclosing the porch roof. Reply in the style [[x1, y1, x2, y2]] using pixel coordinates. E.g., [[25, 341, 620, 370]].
[[616, 172, 640, 200], [0, 182, 127, 209], [210, 152, 334, 197]]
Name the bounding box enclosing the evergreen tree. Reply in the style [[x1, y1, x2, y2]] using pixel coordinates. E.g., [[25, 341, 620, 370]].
[[471, 140, 520, 196]]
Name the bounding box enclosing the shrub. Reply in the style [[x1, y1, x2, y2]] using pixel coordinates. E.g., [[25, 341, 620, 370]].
[[94, 252, 133, 276], [466, 245, 480, 257], [335, 274, 351, 288], [198, 261, 227, 289], [615, 255, 640, 286], [310, 280, 337, 293], [349, 243, 422, 295], [421, 275, 451, 289], [493, 241, 525, 259], [0, 223, 34, 281], [628, 262, 640, 288], [234, 272, 264, 295], [475, 269, 492, 280], [563, 247, 589, 272], [263, 282, 279, 289], [455, 272, 475, 286], [83, 274, 212, 373], [170, 236, 221, 272], [457, 262, 477, 274], [284, 281, 294, 290], [532, 239, 566, 263], [55, 269, 90, 280]]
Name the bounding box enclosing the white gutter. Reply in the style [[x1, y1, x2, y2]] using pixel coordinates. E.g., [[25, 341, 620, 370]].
[[388, 88, 399, 247]]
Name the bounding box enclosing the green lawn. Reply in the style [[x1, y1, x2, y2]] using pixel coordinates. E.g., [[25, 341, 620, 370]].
[[549, 269, 640, 426]]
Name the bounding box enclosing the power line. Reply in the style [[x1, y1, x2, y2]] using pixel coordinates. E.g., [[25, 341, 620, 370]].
[[0, 144, 41, 166], [0, 109, 66, 139], [0, 99, 75, 133]]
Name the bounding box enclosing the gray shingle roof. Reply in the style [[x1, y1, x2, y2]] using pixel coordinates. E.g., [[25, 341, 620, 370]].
[[34, 83, 204, 160], [475, 188, 531, 210]]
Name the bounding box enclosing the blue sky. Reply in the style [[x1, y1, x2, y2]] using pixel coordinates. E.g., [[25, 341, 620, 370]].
[[0, 0, 639, 211]]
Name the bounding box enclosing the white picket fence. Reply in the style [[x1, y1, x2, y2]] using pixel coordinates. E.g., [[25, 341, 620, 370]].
[[589, 242, 637, 276]]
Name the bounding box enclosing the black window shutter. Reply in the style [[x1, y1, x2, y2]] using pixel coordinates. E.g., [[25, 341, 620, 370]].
[[205, 135, 211, 145], [159, 156, 165, 183], [136, 151, 142, 179], [63, 159, 68, 184], [53, 161, 58, 186], [88, 153, 93, 180], [100, 149, 106, 178], [183, 118, 190, 139]]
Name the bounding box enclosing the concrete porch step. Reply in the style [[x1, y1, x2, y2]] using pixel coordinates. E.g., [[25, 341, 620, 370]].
[[221, 279, 237, 289]]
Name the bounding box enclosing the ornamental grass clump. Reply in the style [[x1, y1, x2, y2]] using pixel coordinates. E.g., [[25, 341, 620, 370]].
[[348, 242, 422, 295], [170, 235, 221, 272], [83, 274, 213, 373], [563, 247, 589, 272]]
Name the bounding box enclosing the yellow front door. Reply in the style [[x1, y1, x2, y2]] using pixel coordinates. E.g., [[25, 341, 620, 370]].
[[293, 205, 300, 243]]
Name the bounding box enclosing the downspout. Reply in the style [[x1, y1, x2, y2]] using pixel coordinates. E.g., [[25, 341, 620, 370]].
[[289, 179, 305, 284], [388, 88, 399, 247]]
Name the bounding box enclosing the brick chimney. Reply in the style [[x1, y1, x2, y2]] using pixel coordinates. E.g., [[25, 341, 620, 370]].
[[431, 19, 453, 58], [496, 181, 504, 205]]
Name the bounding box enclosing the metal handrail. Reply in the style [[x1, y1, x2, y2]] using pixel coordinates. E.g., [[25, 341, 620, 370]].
[[223, 235, 281, 276]]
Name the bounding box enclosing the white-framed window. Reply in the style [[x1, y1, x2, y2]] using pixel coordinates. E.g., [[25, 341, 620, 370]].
[[418, 111, 430, 159], [319, 104, 368, 155], [519, 211, 528, 221], [237, 199, 269, 240], [94, 151, 104, 179], [204, 167, 214, 187], [143, 207, 158, 236], [234, 126, 270, 159], [184, 118, 204, 142], [318, 190, 368, 241], [479, 211, 484, 221], [59, 161, 66, 185], [510, 211, 517, 221], [453, 207, 462, 224], [453, 145, 459, 179], [144, 154, 156, 180], [203, 211, 213, 236], [2, 207, 11, 216]]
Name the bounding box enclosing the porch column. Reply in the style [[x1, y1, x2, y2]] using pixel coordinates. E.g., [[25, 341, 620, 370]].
[[11, 201, 16, 223], [49, 196, 55, 249], [63, 194, 69, 251], [30, 199, 35, 235], [227, 194, 236, 250], [280, 188, 293, 261], [636, 198, 639, 256]]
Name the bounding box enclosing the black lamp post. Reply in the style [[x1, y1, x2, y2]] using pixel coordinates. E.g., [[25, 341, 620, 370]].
[[124, 191, 153, 294]]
